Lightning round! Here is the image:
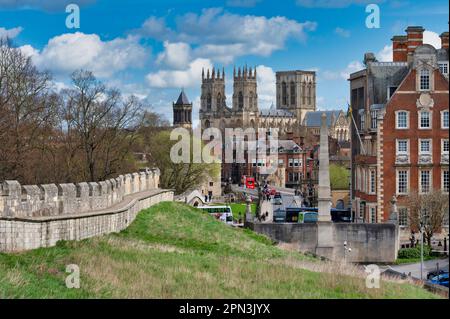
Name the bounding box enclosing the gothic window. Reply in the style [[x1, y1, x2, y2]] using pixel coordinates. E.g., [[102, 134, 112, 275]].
[[302, 83, 306, 104], [207, 93, 212, 110], [307, 84, 312, 105], [249, 92, 254, 110], [282, 82, 287, 106], [238, 91, 244, 109], [290, 81, 296, 106], [205, 120, 210, 128], [217, 93, 222, 108]]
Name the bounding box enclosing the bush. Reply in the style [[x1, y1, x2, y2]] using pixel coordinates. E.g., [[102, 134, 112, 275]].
[[398, 246, 431, 259]]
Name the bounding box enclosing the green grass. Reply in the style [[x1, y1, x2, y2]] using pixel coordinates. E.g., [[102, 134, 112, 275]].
[[210, 202, 257, 221], [394, 256, 437, 265], [0, 202, 441, 299]]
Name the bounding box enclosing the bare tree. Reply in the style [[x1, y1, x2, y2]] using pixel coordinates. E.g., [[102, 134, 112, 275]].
[[409, 189, 449, 247], [59, 70, 144, 182], [0, 39, 58, 183]]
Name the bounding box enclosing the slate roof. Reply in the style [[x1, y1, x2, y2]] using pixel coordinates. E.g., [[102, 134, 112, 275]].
[[259, 103, 295, 117], [303, 110, 342, 127], [175, 90, 191, 105]]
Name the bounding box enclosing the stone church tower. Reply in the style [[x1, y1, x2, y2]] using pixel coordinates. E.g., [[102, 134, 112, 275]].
[[232, 66, 258, 126], [172, 90, 192, 130], [276, 70, 316, 123], [200, 67, 226, 128]]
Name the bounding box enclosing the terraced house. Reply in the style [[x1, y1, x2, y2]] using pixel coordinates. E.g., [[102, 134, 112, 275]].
[[349, 26, 449, 242]]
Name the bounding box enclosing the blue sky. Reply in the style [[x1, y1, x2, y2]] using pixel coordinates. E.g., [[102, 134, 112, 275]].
[[1, 0, 448, 126]]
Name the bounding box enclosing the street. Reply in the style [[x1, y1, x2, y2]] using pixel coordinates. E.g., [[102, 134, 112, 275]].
[[384, 258, 449, 280]]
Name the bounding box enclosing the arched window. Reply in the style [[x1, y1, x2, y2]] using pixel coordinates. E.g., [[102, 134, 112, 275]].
[[238, 91, 244, 109], [308, 84, 312, 105], [302, 83, 306, 104], [205, 120, 210, 128], [282, 82, 287, 105], [290, 81, 296, 105], [217, 93, 222, 108], [207, 93, 212, 110], [249, 92, 254, 109]]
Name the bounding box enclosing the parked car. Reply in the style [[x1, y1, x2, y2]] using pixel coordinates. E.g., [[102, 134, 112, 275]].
[[427, 272, 449, 288], [274, 192, 282, 199], [427, 269, 447, 280], [273, 197, 283, 205]]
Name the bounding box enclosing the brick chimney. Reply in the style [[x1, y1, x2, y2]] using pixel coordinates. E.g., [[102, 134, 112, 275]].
[[391, 35, 408, 62], [440, 31, 449, 50], [405, 26, 424, 62]]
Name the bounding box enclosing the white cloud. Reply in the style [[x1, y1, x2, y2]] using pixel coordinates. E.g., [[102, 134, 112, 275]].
[[140, 8, 317, 64], [21, 32, 148, 78], [334, 27, 350, 38], [256, 65, 276, 108], [423, 30, 441, 49], [377, 44, 392, 62], [321, 60, 364, 80], [156, 41, 192, 69], [146, 58, 213, 89], [0, 26, 23, 39]]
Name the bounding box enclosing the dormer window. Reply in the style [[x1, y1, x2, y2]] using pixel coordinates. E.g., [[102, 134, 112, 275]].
[[419, 69, 430, 91]]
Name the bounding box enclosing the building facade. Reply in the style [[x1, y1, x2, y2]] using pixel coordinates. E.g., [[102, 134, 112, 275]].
[[349, 26, 449, 241]]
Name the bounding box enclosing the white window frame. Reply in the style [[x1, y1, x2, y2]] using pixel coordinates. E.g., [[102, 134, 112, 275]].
[[442, 139, 449, 154], [398, 207, 409, 227], [396, 169, 409, 195], [369, 169, 376, 194], [439, 62, 449, 75], [442, 169, 449, 194], [419, 68, 430, 91], [396, 139, 409, 155], [418, 110, 432, 130], [419, 169, 432, 194], [419, 138, 432, 155], [370, 110, 378, 130], [288, 158, 293, 167], [395, 110, 409, 129], [441, 110, 449, 129], [369, 206, 377, 224]]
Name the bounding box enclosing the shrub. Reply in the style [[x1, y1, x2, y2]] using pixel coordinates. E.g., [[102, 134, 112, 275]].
[[398, 246, 431, 259]]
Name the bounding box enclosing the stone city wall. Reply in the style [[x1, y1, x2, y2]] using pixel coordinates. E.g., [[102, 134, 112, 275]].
[[0, 168, 174, 252]]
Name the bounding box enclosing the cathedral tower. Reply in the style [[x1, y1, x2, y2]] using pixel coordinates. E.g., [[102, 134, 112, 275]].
[[173, 90, 192, 130], [232, 66, 258, 113], [276, 70, 316, 123], [200, 67, 226, 114]]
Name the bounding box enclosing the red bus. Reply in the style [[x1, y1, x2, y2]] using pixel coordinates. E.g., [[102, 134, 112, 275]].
[[244, 176, 255, 189]]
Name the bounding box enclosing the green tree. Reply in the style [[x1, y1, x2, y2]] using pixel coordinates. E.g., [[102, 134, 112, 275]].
[[145, 130, 220, 194]]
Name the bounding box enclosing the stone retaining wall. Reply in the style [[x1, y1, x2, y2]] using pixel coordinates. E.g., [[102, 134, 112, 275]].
[[246, 221, 397, 263]]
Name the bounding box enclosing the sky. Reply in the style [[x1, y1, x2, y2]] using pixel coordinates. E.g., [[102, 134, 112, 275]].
[[1, 0, 448, 127]]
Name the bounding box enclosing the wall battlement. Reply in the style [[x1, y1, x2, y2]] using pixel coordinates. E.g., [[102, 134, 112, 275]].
[[0, 168, 160, 219], [0, 168, 174, 252]]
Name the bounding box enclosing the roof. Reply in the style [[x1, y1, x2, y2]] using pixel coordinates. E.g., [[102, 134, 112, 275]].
[[259, 107, 295, 117], [303, 110, 342, 127], [175, 90, 191, 105]]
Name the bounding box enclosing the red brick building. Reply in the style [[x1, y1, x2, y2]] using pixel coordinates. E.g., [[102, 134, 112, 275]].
[[350, 27, 449, 233]]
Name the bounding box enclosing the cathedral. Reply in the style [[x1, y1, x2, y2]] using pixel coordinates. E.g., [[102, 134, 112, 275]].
[[199, 67, 317, 135], [172, 66, 350, 190]]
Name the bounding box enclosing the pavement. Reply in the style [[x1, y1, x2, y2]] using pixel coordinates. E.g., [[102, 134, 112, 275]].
[[382, 258, 449, 280]]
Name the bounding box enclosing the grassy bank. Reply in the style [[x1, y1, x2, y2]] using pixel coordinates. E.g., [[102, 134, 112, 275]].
[[0, 202, 440, 298]]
